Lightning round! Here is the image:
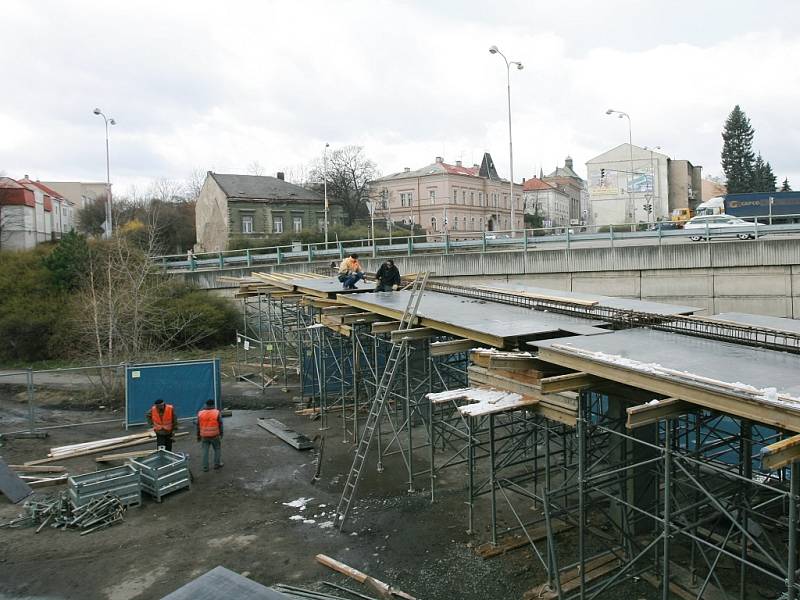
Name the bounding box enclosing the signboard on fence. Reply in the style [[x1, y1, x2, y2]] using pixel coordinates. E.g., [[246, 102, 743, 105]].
[[125, 359, 221, 428]]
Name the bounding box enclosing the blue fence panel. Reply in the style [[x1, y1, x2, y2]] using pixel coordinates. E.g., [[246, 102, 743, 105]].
[[125, 359, 221, 427]]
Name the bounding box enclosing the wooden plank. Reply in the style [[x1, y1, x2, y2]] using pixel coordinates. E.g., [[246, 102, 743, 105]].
[[96, 449, 157, 463], [256, 418, 314, 450], [761, 434, 800, 470], [476, 520, 571, 559], [27, 475, 69, 488], [540, 372, 602, 393], [8, 465, 67, 473], [430, 339, 476, 356], [315, 554, 417, 600], [537, 346, 800, 433], [626, 397, 695, 429], [390, 327, 435, 342], [339, 313, 384, 325], [25, 432, 188, 465]]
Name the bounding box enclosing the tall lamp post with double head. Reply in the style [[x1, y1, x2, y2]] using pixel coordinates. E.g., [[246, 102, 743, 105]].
[[323, 143, 330, 247], [93, 108, 116, 239], [489, 45, 523, 236], [606, 108, 634, 224]]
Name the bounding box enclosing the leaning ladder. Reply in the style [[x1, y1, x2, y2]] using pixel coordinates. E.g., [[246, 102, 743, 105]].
[[336, 271, 430, 530]]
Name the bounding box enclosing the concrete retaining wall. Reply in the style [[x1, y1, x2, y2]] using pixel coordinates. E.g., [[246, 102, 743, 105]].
[[175, 238, 800, 317]]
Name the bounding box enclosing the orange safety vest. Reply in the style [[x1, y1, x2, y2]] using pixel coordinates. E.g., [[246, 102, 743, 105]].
[[198, 408, 221, 438], [151, 404, 174, 433]]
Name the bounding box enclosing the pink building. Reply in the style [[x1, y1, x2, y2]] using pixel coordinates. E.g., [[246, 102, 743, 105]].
[[369, 153, 523, 238]]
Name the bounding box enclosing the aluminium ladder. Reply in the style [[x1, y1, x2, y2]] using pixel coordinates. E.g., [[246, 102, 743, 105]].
[[336, 271, 430, 530]]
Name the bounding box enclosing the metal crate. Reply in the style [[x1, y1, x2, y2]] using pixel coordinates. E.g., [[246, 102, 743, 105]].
[[130, 449, 191, 502], [68, 464, 141, 508]]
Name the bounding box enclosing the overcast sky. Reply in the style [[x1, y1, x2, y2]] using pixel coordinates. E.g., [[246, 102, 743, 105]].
[[2, 0, 799, 195]]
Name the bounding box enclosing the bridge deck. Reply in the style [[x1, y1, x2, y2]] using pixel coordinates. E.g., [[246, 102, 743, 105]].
[[535, 328, 800, 432]]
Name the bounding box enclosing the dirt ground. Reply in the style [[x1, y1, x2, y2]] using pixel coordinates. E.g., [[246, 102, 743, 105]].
[[0, 381, 660, 600]]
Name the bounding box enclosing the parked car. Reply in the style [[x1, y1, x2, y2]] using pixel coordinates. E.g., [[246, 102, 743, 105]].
[[647, 221, 682, 231], [683, 215, 757, 241]]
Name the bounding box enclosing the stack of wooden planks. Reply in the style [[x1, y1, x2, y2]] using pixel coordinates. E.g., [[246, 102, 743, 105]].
[[24, 431, 188, 465], [9, 465, 69, 489], [468, 349, 579, 426]]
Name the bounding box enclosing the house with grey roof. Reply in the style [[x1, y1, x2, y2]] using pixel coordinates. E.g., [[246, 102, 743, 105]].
[[195, 171, 344, 251]]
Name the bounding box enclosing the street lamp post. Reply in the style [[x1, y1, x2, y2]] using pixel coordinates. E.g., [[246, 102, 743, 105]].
[[490, 45, 523, 237], [323, 142, 330, 247], [606, 109, 634, 224], [93, 108, 116, 239]]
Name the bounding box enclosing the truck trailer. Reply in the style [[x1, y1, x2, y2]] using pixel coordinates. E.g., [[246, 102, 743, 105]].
[[695, 192, 800, 223]]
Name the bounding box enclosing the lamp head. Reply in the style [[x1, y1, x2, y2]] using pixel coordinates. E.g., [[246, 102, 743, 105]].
[[489, 45, 499, 54], [93, 108, 101, 115], [109, 118, 116, 126], [513, 62, 524, 70], [325, 142, 330, 148], [605, 109, 614, 115]]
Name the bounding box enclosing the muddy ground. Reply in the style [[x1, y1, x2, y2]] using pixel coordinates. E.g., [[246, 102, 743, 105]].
[[0, 381, 660, 600]]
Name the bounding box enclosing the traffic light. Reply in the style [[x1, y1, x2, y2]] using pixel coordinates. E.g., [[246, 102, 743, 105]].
[[600, 168, 606, 182]]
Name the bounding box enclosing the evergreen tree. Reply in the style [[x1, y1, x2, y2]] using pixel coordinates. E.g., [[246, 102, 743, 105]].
[[751, 153, 777, 192], [721, 105, 755, 193], [781, 178, 792, 192]]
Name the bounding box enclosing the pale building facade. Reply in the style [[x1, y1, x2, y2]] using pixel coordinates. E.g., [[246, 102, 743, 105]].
[[542, 156, 587, 224], [522, 178, 571, 228], [40, 180, 107, 211], [368, 153, 523, 238], [586, 144, 672, 227]]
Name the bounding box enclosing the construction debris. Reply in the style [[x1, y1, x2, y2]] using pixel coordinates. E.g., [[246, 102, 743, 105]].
[[315, 554, 417, 600], [0, 492, 125, 535], [0, 457, 33, 503], [257, 418, 314, 450]]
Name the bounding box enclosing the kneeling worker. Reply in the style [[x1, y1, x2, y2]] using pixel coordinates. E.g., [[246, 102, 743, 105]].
[[338, 253, 365, 289], [375, 259, 401, 292], [197, 399, 224, 472], [147, 398, 177, 451]]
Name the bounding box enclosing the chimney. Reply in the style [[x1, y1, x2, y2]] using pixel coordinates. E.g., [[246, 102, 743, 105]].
[[277, 172, 285, 180], [565, 156, 573, 169], [404, 167, 410, 173], [455, 160, 462, 167], [435, 156, 443, 163]]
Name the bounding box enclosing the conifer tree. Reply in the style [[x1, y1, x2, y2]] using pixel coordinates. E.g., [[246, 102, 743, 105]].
[[721, 105, 755, 193], [781, 178, 792, 192]]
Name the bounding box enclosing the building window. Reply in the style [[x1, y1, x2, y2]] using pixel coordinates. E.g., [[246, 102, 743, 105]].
[[273, 216, 284, 233], [318, 218, 325, 231], [400, 192, 413, 207], [470, 191, 474, 205], [293, 216, 303, 233], [431, 216, 437, 231], [241, 215, 253, 234], [461, 190, 466, 204], [479, 217, 484, 230], [470, 217, 475, 230], [479, 192, 484, 206], [453, 216, 459, 231], [429, 190, 436, 205], [453, 189, 457, 203]]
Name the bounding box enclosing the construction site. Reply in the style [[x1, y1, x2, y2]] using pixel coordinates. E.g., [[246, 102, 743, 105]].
[[3, 269, 800, 600]]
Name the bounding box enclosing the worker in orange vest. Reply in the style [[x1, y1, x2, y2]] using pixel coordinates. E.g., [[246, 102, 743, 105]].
[[146, 398, 178, 451], [197, 399, 223, 472]]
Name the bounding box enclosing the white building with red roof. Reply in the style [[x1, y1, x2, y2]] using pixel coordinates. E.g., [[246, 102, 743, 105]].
[[0, 176, 75, 250], [522, 177, 572, 229], [368, 153, 523, 238]]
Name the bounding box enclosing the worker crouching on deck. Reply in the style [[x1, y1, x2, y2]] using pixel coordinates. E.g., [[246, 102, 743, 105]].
[[375, 259, 401, 292], [147, 399, 178, 451], [338, 253, 365, 290], [197, 399, 224, 472]]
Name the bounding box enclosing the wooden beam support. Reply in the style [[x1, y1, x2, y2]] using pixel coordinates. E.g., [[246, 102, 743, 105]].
[[372, 320, 401, 334], [321, 306, 358, 316], [626, 397, 695, 429], [489, 355, 561, 373], [540, 372, 602, 394], [761, 434, 800, 470], [390, 327, 435, 343], [339, 312, 384, 325], [430, 339, 476, 356]]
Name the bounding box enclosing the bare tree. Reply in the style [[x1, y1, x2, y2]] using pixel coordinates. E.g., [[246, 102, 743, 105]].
[[247, 161, 266, 176], [309, 145, 379, 225], [185, 168, 207, 202], [148, 178, 187, 202], [280, 163, 311, 186]]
